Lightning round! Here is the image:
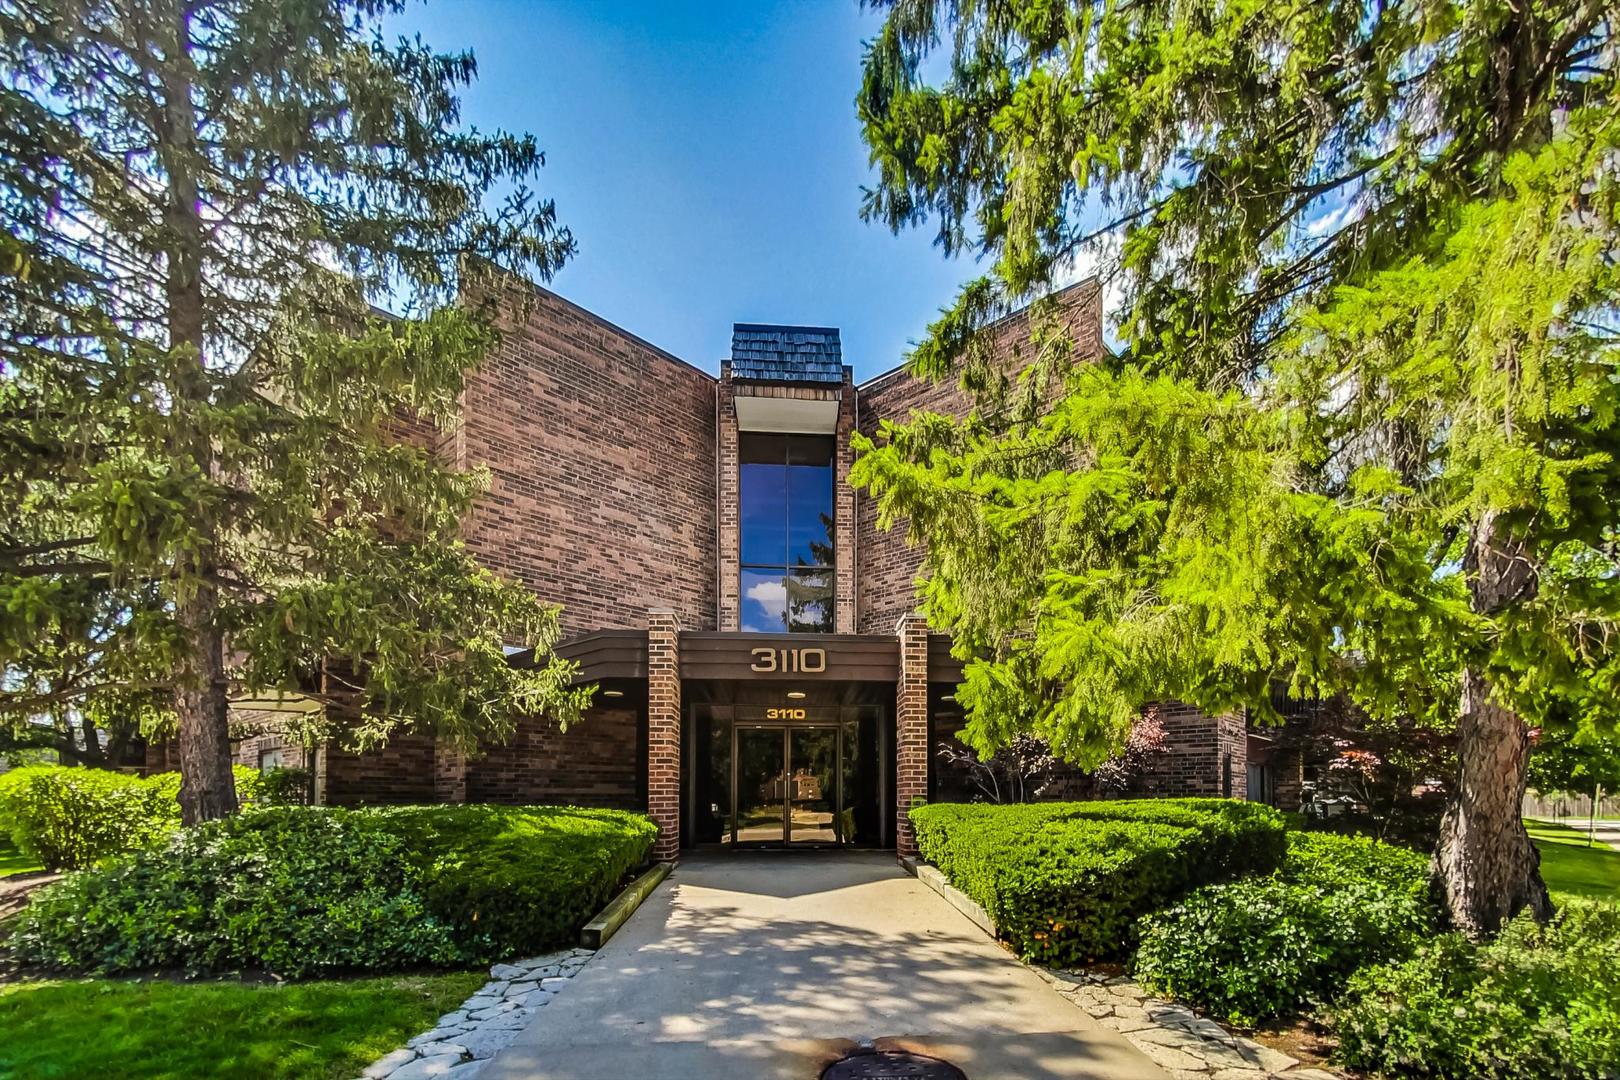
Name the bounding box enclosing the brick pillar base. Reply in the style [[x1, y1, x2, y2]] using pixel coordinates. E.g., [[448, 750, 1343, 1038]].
[[434, 740, 468, 803], [648, 609, 682, 861], [1274, 748, 1304, 810], [896, 613, 929, 857]]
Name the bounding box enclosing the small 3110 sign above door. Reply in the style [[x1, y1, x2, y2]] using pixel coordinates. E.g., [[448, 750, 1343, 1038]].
[[749, 647, 826, 674]]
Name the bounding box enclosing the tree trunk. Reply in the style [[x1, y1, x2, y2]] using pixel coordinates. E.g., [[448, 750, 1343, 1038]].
[[78, 710, 105, 767], [1434, 667, 1552, 936], [176, 581, 236, 824], [159, 0, 237, 824], [1434, 511, 1552, 937]]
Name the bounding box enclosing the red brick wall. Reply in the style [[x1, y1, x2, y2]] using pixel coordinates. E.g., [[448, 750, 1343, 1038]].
[[464, 705, 641, 808], [1141, 702, 1249, 800], [855, 366, 970, 635], [855, 280, 1104, 632], [324, 732, 438, 805], [461, 277, 718, 635]]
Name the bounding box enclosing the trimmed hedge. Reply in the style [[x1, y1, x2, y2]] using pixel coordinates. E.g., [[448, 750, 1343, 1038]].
[[1131, 831, 1437, 1025], [1332, 900, 1620, 1078], [910, 798, 1286, 964], [369, 804, 659, 962], [0, 764, 265, 870], [9, 804, 656, 978]]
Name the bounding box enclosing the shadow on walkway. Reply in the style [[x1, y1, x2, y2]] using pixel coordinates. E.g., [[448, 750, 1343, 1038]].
[[483, 851, 1166, 1080]]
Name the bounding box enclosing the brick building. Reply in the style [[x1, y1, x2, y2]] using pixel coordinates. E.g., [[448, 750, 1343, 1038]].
[[199, 272, 1257, 857]]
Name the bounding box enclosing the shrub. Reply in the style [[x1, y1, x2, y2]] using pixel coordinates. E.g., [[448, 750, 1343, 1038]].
[[909, 798, 1286, 964], [8, 803, 657, 977], [1280, 830, 1432, 900], [258, 766, 313, 806], [0, 767, 173, 871], [0, 764, 268, 870], [369, 804, 658, 961], [1332, 900, 1620, 1078], [11, 807, 459, 977], [1133, 877, 1433, 1026], [1131, 831, 1437, 1025]]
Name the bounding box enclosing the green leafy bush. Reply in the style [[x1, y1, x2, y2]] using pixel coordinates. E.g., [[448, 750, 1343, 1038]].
[[259, 766, 313, 806], [909, 798, 1286, 964], [371, 804, 658, 962], [0, 764, 266, 870], [1332, 900, 1620, 1078], [8, 803, 657, 977], [259, 764, 312, 806], [1281, 830, 1431, 900], [1133, 877, 1433, 1025], [1131, 831, 1436, 1025], [0, 767, 172, 871], [11, 808, 458, 977]]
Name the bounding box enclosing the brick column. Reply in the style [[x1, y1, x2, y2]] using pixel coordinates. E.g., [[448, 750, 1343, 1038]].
[[648, 609, 682, 861], [1218, 712, 1248, 800], [833, 373, 857, 633], [716, 372, 740, 631], [434, 740, 468, 803], [896, 613, 929, 857], [1273, 748, 1304, 810]]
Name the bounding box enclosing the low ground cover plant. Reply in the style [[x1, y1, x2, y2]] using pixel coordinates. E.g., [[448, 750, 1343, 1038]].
[[1332, 900, 1620, 1078], [0, 764, 264, 870], [909, 798, 1286, 964], [1132, 833, 1436, 1025], [9, 803, 656, 977]]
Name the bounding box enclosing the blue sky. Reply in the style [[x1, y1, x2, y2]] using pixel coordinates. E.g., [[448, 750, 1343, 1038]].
[[390, 1, 975, 382]]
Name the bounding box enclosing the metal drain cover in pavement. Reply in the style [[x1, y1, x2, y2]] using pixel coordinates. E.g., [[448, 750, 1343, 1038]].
[[821, 1050, 967, 1080]]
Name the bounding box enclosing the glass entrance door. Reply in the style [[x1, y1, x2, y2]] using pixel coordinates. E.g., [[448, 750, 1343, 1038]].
[[726, 724, 845, 846], [788, 727, 838, 845], [733, 726, 787, 843]]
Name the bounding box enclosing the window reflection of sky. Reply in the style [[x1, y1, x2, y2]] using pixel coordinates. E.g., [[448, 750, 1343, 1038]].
[[739, 433, 835, 633]]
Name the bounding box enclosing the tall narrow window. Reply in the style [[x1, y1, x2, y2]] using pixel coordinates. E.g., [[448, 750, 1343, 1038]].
[[739, 433, 834, 633]]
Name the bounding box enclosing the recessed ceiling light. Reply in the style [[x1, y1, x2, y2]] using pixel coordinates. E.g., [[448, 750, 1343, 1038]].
[[787, 690, 807, 700], [601, 689, 624, 698], [941, 693, 956, 702]]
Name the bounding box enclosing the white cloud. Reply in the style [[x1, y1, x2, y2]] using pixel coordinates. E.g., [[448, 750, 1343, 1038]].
[[1304, 196, 1365, 239], [744, 578, 787, 625]]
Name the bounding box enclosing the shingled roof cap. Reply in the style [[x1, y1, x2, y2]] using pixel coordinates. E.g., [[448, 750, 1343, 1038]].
[[729, 323, 844, 384]]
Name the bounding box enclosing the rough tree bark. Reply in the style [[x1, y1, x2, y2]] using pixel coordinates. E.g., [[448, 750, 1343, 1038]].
[[161, 0, 237, 824], [175, 583, 236, 823], [1434, 511, 1553, 937]]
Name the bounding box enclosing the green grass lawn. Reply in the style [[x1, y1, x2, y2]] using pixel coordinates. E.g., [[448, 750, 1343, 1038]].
[[0, 972, 484, 1080], [0, 835, 44, 877], [1526, 819, 1620, 902]]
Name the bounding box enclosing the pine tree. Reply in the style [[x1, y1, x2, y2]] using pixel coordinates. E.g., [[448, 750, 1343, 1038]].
[[0, 0, 590, 822], [853, 0, 1619, 935]]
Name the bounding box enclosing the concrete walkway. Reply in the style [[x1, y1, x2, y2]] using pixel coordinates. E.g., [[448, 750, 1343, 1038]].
[[482, 852, 1166, 1080]]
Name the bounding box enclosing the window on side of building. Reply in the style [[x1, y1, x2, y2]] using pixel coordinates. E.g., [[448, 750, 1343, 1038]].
[[739, 432, 834, 633]]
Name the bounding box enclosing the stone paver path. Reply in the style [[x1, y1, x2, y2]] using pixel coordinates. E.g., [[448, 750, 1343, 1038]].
[[359, 949, 593, 1080], [1039, 969, 1341, 1080]]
